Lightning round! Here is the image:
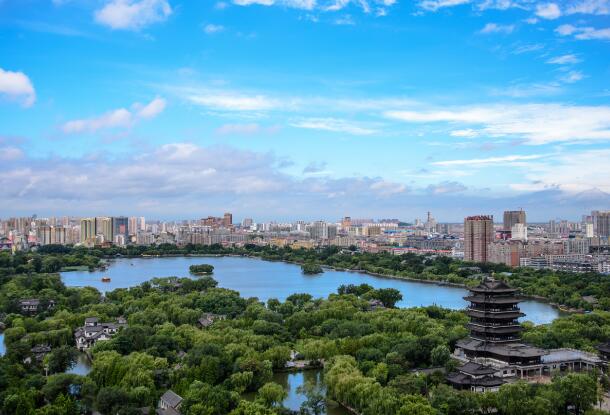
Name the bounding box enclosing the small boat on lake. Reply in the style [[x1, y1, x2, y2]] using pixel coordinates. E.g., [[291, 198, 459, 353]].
[[101, 276, 111, 282]]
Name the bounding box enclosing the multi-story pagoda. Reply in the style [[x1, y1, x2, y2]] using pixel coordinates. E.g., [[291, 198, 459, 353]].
[[449, 277, 605, 392], [455, 277, 545, 368], [464, 278, 524, 343], [448, 277, 546, 391]]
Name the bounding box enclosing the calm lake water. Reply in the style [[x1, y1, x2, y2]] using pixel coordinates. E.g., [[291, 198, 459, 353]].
[[60, 256, 559, 324], [0, 332, 5, 356], [245, 370, 349, 415], [66, 353, 92, 375]]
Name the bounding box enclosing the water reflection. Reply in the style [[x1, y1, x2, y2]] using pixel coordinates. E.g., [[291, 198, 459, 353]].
[[61, 256, 559, 325], [245, 370, 349, 415], [66, 353, 91, 375]]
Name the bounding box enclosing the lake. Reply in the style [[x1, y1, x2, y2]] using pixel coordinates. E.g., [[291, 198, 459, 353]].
[[60, 256, 559, 324], [244, 370, 350, 415], [66, 353, 92, 376]]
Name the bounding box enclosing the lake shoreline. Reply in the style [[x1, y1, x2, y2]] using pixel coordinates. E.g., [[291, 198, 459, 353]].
[[97, 252, 570, 316]]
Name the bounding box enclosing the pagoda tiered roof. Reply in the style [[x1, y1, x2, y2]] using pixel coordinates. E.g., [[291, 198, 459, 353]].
[[464, 295, 520, 304], [466, 309, 525, 320], [469, 278, 519, 294], [467, 324, 523, 335], [457, 338, 546, 359]]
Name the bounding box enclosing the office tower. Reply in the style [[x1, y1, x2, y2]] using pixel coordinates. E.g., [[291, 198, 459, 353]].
[[464, 215, 494, 263], [80, 218, 96, 242], [592, 211, 610, 238], [113, 216, 129, 241], [223, 213, 233, 227], [503, 209, 526, 232]]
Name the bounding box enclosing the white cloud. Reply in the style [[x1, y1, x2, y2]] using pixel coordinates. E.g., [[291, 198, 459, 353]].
[[324, 0, 350, 10], [188, 93, 278, 111], [0, 146, 24, 161], [204, 24, 225, 34], [535, 2, 561, 19], [546, 54, 581, 65], [384, 103, 610, 145], [512, 43, 544, 54], [555, 24, 577, 35], [479, 22, 515, 34], [426, 181, 467, 194], [94, 0, 172, 30], [233, 0, 315, 9], [369, 180, 407, 195], [0, 142, 418, 218], [134, 97, 166, 118], [215, 123, 280, 135], [566, 0, 610, 15], [334, 14, 355, 25], [511, 149, 610, 194], [556, 24, 610, 40], [232, 0, 389, 12], [0, 67, 36, 107], [432, 154, 546, 166], [289, 117, 377, 135], [450, 128, 479, 137], [418, 0, 470, 11], [560, 70, 584, 83], [62, 97, 166, 133]]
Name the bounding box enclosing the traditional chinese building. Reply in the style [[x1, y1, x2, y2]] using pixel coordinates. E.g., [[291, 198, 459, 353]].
[[449, 277, 602, 392]]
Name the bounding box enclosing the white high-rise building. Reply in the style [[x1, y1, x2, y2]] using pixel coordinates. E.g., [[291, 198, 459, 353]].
[[511, 223, 528, 241]]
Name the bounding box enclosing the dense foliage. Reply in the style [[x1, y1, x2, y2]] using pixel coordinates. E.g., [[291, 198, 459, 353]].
[[0, 245, 609, 414], [301, 263, 324, 275], [324, 356, 602, 415], [189, 264, 214, 275]]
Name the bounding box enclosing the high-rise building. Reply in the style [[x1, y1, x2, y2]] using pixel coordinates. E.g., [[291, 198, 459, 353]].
[[308, 221, 336, 240], [425, 211, 437, 233], [592, 210, 610, 238], [37, 225, 53, 245], [80, 218, 96, 242], [112, 216, 129, 241], [242, 218, 253, 228], [586, 223, 594, 238], [139, 216, 146, 231], [223, 213, 233, 227], [98, 217, 113, 242], [341, 217, 352, 228], [128, 217, 138, 235], [503, 210, 526, 232], [464, 215, 494, 263], [510, 223, 527, 241]]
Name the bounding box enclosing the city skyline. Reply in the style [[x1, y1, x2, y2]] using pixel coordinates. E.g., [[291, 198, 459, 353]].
[[2, 0, 610, 220]]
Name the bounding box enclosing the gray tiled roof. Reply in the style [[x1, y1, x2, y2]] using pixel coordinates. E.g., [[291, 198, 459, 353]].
[[160, 390, 183, 409]]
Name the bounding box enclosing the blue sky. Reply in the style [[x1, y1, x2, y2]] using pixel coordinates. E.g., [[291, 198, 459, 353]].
[[1, 0, 610, 221]]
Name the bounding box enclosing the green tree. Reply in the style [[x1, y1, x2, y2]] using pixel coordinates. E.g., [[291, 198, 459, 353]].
[[257, 382, 287, 408]]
